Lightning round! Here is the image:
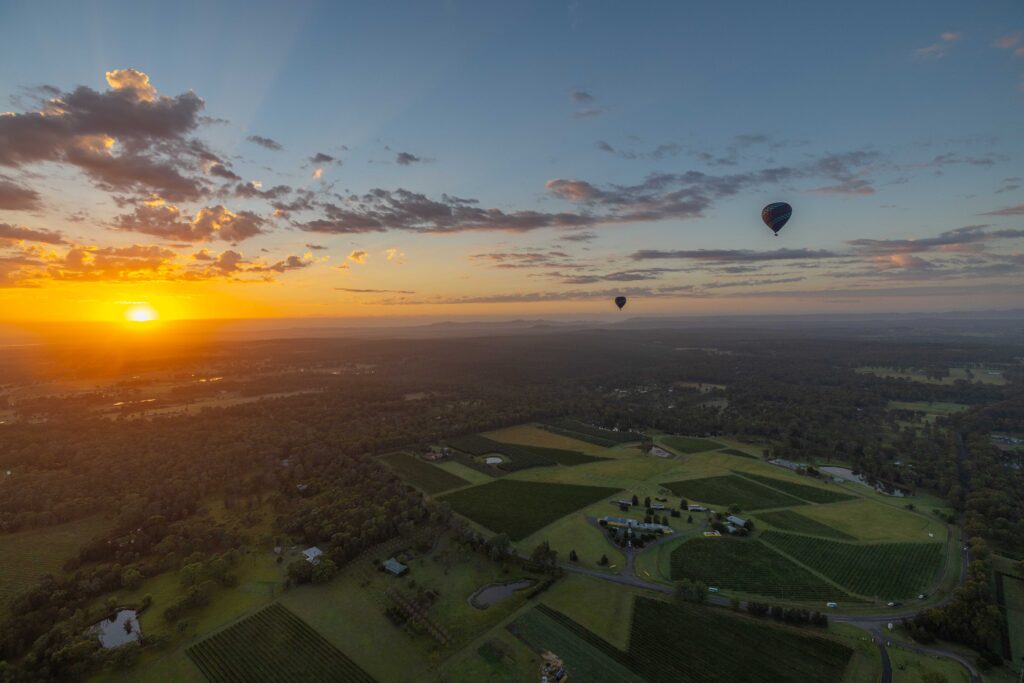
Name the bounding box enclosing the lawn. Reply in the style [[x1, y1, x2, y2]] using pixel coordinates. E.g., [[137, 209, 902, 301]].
[[433, 459, 494, 485], [537, 573, 640, 650], [662, 475, 804, 510], [738, 472, 854, 504], [756, 510, 856, 540], [0, 516, 112, 612], [187, 603, 375, 683], [660, 435, 724, 454], [886, 645, 970, 682], [627, 598, 854, 683], [887, 401, 969, 416], [719, 448, 757, 459], [669, 537, 844, 601], [380, 452, 470, 494], [796, 499, 946, 543], [439, 480, 621, 540], [483, 424, 607, 455], [1001, 572, 1024, 669], [445, 434, 602, 472], [761, 532, 944, 599], [516, 511, 625, 573], [508, 605, 646, 683]]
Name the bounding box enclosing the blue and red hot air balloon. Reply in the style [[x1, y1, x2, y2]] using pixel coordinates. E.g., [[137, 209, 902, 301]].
[[761, 202, 792, 236]]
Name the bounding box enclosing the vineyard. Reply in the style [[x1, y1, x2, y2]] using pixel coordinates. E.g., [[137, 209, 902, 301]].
[[761, 532, 945, 598], [440, 480, 620, 540], [379, 452, 469, 494], [662, 475, 804, 510], [540, 419, 642, 446], [506, 605, 646, 683], [669, 537, 844, 601], [737, 473, 854, 504], [718, 448, 756, 459], [445, 434, 602, 471], [756, 510, 856, 540], [187, 603, 376, 683], [626, 598, 854, 682], [661, 436, 724, 454]]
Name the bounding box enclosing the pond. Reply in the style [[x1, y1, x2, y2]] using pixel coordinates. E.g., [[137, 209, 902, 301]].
[[483, 456, 504, 465], [821, 466, 906, 497], [89, 609, 142, 649], [468, 579, 535, 609]]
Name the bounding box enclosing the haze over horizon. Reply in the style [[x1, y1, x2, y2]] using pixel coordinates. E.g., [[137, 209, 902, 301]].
[[1, 1, 1022, 325]]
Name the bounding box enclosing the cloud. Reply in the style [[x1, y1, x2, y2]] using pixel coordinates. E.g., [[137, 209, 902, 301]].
[[305, 243, 327, 250], [309, 152, 337, 164], [553, 267, 684, 284], [871, 254, 936, 270], [312, 168, 324, 179], [336, 287, 416, 294], [596, 140, 681, 160], [0, 222, 66, 244], [113, 201, 265, 242], [384, 247, 404, 261], [396, 151, 423, 165], [348, 249, 367, 263], [246, 135, 283, 151], [570, 90, 595, 103], [573, 107, 605, 119], [0, 70, 220, 201], [810, 178, 875, 195], [995, 177, 1021, 193], [914, 32, 960, 60], [470, 249, 583, 269], [993, 32, 1024, 56], [0, 178, 41, 210], [847, 225, 1024, 257], [981, 203, 1024, 216], [631, 248, 840, 262], [207, 162, 240, 180], [559, 231, 597, 242], [104, 69, 156, 102]]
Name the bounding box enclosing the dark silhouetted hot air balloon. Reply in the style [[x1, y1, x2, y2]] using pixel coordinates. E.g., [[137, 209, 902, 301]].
[[614, 296, 627, 310], [761, 202, 792, 236]]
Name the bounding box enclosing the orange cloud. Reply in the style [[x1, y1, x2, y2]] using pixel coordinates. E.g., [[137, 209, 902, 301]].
[[104, 68, 157, 101]]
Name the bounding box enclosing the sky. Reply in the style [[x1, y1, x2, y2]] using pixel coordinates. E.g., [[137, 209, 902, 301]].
[[0, 0, 1022, 324]]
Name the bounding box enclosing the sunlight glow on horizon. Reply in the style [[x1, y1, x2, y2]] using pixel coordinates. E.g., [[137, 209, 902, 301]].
[[125, 304, 159, 323]]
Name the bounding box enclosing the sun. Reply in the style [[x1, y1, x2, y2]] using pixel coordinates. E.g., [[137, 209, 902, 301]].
[[124, 304, 159, 323]]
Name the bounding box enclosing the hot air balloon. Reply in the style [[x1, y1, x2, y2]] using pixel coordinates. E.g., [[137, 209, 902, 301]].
[[614, 296, 627, 310], [761, 202, 792, 236]]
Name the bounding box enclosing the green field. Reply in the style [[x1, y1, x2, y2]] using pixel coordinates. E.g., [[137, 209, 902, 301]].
[[661, 435, 724, 454], [432, 459, 494, 485], [719, 448, 757, 459], [662, 475, 804, 510], [627, 598, 854, 683], [440, 480, 621, 540], [380, 452, 469, 494], [796, 499, 946, 543], [738, 472, 855, 504], [483, 424, 607, 455], [187, 603, 375, 683], [1001, 572, 1024, 667], [857, 366, 1007, 386], [0, 516, 112, 611], [669, 537, 844, 601], [541, 419, 642, 446], [446, 434, 602, 471], [761, 532, 944, 598], [756, 510, 856, 540], [887, 401, 969, 416], [507, 605, 646, 683]]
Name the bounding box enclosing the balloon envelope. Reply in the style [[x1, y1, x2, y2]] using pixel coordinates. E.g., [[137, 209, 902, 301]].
[[614, 296, 627, 310], [761, 202, 792, 235]]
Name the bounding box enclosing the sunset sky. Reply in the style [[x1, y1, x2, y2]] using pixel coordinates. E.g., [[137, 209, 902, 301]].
[[0, 1, 1022, 323]]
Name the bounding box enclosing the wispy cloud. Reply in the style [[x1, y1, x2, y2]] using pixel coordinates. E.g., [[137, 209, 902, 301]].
[[913, 31, 960, 60], [247, 135, 283, 151], [993, 32, 1024, 56]]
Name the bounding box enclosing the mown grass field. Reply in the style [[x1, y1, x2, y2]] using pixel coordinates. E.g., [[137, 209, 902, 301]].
[[187, 603, 375, 682], [516, 510, 625, 572], [887, 400, 969, 416], [380, 452, 469, 494], [886, 646, 971, 683], [797, 499, 946, 543], [719, 448, 757, 459], [446, 434, 602, 471], [756, 510, 856, 540], [483, 424, 607, 455], [440, 480, 621, 540], [738, 472, 854, 504], [628, 598, 854, 683], [761, 532, 944, 598], [433, 459, 494, 485], [663, 475, 804, 510], [541, 419, 642, 447], [669, 537, 844, 601], [857, 366, 1007, 385], [661, 435, 724, 454], [0, 516, 112, 612], [507, 605, 646, 683]]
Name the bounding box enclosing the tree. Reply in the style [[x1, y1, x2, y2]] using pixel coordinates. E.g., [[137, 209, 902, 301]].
[[631, 494, 639, 507], [674, 579, 707, 605], [921, 672, 948, 683], [679, 497, 688, 509], [312, 558, 338, 584], [569, 549, 578, 562], [120, 567, 142, 590], [599, 554, 609, 566], [530, 540, 558, 568], [644, 496, 651, 508], [286, 559, 314, 585], [489, 533, 511, 561]]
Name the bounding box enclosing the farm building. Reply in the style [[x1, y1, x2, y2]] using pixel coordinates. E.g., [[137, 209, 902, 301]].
[[687, 504, 709, 512], [726, 515, 749, 529], [302, 546, 323, 564], [599, 516, 673, 535], [383, 558, 409, 576]]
